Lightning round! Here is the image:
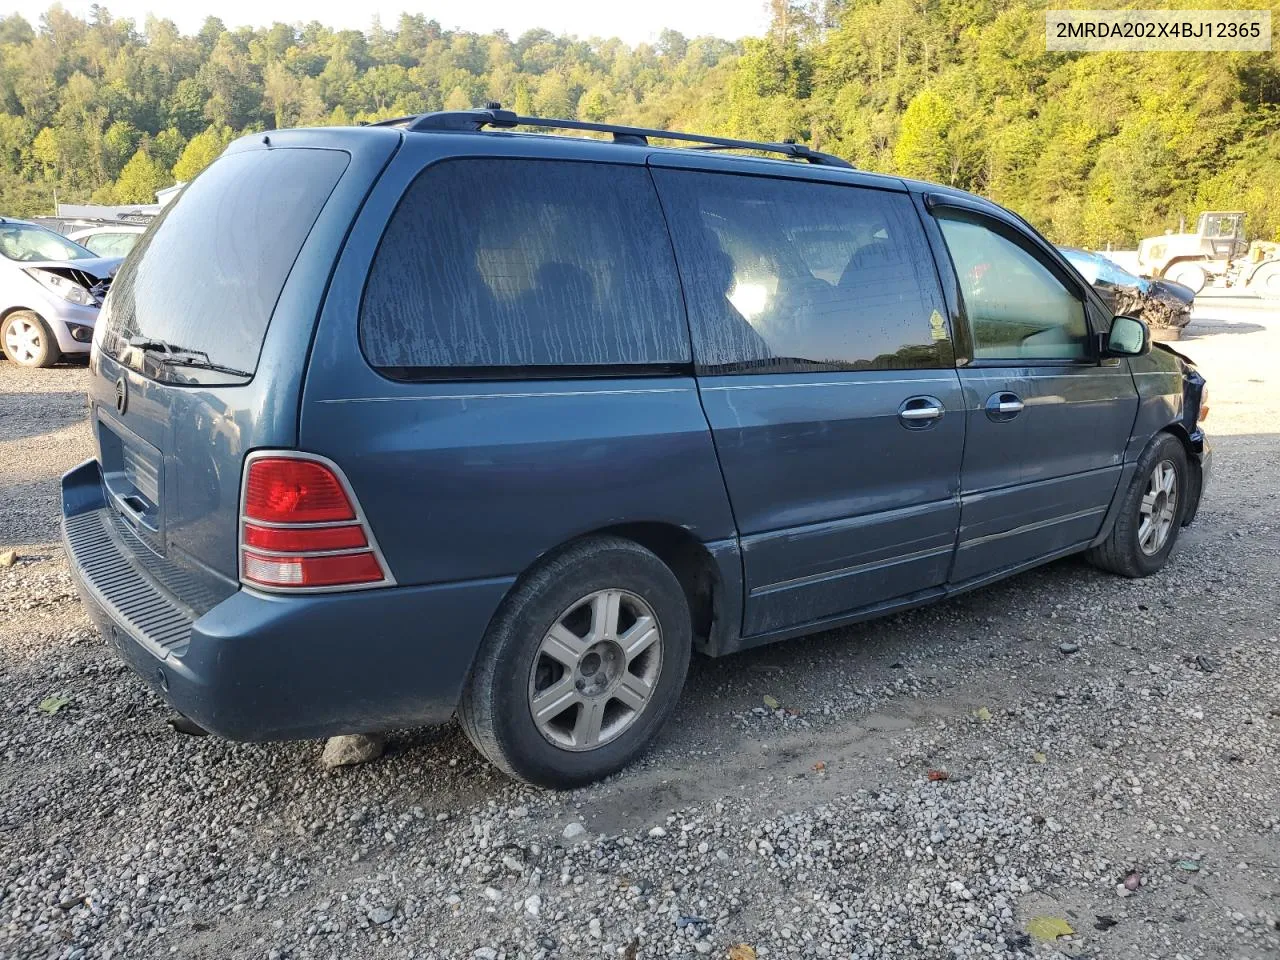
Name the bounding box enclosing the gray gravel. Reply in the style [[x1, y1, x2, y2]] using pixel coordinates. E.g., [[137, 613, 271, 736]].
[[1, 300, 1278, 960]]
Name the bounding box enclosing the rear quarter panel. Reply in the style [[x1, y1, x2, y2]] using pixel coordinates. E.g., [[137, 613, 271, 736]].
[[299, 135, 739, 591], [85, 128, 402, 589]]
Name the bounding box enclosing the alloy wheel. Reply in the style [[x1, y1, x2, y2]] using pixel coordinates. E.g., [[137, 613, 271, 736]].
[[528, 589, 663, 751], [1138, 459, 1178, 556]]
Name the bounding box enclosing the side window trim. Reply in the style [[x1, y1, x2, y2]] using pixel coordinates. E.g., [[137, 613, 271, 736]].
[[910, 191, 972, 366], [928, 204, 1099, 367]]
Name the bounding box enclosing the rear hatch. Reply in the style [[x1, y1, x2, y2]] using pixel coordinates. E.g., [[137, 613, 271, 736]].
[[87, 130, 400, 609]]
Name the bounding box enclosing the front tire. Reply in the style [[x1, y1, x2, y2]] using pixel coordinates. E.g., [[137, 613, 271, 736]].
[[1164, 262, 1207, 294], [1, 311, 61, 368], [1087, 433, 1189, 578], [458, 537, 692, 788]]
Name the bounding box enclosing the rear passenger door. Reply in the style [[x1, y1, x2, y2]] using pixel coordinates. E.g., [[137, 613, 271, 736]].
[[652, 164, 966, 637], [929, 208, 1139, 583]]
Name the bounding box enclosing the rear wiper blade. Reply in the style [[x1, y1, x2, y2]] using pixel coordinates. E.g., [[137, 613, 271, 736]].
[[155, 355, 253, 378], [128, 336, 252, 378]]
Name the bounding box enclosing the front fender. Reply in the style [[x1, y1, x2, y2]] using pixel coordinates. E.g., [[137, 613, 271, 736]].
[[1092, 353, 1207, 546]]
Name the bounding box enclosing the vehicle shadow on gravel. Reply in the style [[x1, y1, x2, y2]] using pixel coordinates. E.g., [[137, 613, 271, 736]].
[[1183, 319, 1265, 337]]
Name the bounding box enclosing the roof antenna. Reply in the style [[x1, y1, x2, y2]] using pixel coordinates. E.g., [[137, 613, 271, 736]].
[[484, 101, 502, 111]]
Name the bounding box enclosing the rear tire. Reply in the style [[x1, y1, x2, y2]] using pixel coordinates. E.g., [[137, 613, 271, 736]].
[[1087, 433, 1189, 578], [1, 311, 61, 368], [458, 536, 692, 788], [1246, 261, 1280, 300]]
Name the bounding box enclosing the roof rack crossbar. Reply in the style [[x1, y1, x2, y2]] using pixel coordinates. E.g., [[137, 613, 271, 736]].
[[402, 108, 852, 168]]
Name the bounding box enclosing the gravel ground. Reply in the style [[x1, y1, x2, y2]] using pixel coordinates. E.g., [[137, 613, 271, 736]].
[[1, 301, 1278, 960]]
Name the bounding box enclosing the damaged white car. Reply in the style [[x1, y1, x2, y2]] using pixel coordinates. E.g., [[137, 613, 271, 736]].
[[0, 217, 121, 367]]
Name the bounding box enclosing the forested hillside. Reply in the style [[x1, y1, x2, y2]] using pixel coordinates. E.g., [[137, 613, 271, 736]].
[[1, 1, 1278, 246]]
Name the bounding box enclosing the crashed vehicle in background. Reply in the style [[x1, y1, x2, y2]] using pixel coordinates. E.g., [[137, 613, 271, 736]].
[[1059, 246, 1194, 341], [0, 218, 120, 367]]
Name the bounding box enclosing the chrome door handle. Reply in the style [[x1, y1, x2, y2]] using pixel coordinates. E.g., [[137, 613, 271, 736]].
[[898, 395, 945, 428], [985, 391, 1024, 422]]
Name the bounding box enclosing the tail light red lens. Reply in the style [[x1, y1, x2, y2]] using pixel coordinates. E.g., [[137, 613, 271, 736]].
[[242, 522, 368, 552], [244, 457, 355, 523], [239, 453, 392, 591]]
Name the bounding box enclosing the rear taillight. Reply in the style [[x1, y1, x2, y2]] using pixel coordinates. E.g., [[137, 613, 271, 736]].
[[239, 453, 393, 591]]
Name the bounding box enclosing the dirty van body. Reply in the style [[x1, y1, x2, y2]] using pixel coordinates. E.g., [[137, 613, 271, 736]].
[[62, 110, 1210, 787]]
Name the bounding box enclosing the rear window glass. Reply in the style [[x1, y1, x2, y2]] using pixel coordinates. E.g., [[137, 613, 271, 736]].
[[100, 147, 349, 382], [359, 158, 689, 376]]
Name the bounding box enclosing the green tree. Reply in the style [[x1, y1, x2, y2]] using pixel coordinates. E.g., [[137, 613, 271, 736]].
[[101, 120, 139, 179], [0, 113, 33, 172], [893, 90, 953, 181], [172, 124, 231, 181], [30, 125, 59, 179], [0, 1, 1275, 245], [151, 127, 186, 171], [114, 147, 167, 202]]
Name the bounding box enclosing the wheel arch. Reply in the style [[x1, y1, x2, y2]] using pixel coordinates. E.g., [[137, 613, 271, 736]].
[[1159, 423, 1204, 526], [0, 305, 43, 322], [583, 522, 733, 657], [503, 522, 738, 658], [1242, 258, 1280, 291], [1158, 255, 1209, 278], [1092, 424, 1199, 549]]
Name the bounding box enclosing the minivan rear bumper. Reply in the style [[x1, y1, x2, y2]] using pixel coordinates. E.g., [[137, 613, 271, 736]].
[[61, 459, 510, 740]]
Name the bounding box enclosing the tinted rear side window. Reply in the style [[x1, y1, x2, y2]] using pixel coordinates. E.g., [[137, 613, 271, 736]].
[[101, 147, 349, 381], [359, 158, 689, 376], [652, 170, 952, 373]]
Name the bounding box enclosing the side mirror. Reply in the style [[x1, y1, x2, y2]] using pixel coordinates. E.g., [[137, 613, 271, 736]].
[[1105, 315, 1149, 357]]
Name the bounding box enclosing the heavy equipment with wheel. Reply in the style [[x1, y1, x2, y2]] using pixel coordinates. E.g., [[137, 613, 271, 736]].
[[1136, 211, 1280, 298]]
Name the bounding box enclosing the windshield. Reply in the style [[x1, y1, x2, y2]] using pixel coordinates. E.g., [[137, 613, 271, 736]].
[[1059, 248, 1099, 284], [1199, 212, 1243, 239], [0, 222, 96, 262], [1061, 247, 1143, 288]]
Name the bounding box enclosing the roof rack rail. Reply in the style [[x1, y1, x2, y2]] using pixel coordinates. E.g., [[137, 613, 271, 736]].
[[386, 105, 852, 169]]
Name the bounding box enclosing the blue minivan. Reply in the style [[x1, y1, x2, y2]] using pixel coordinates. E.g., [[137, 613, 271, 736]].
[[62, 108, 1210, 787]]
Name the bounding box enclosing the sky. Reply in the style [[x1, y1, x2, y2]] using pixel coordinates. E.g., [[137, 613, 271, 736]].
[[6, 0, 771, 42]]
